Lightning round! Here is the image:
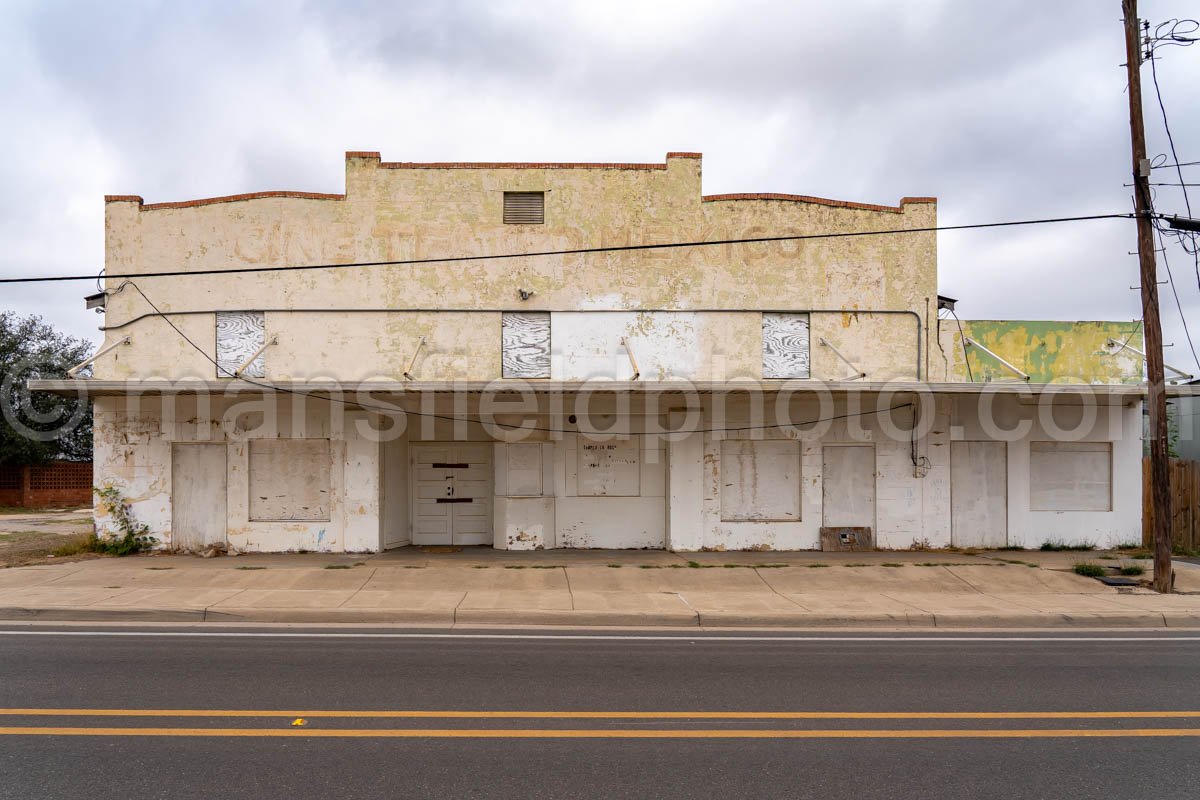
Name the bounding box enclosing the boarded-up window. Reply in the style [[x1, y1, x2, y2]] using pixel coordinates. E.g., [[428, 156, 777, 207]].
[[720, 440, 801, 522], [502, 312, 551, 378], [505, 443, 543, 497], [822, 445, 876, 528], [1029, 441, 1112, 512], [249, 439, 331, 521], [503, 192, 544, 224], [577, 438, 639, 496], [216, 311, 266, 378], [762, 313, 810, 379]]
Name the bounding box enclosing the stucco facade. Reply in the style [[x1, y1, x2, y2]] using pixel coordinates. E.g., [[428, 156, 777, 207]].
[[44, 151, 1148, 552]]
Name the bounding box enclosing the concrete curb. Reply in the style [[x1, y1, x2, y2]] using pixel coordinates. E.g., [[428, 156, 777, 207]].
[[0, 607, 207, 622], [2, 606, 1197, 628]]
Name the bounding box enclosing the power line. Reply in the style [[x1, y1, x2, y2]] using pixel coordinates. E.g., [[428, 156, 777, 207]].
[[1109, 319, 1144, 354], [0, 213, 1132, 285], [1155, 226, 1200, 371], [116, 280, 916, 436], [1147, 18, 1200, 289], [1151, 160, 1200, 170], [949, 308, 973, 383], [1150, 54, 1194, 221]]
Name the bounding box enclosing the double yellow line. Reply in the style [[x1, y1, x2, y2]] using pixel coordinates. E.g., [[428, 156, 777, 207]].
[[3, 709, 1200, 719], [0, 709, 1197, 739]]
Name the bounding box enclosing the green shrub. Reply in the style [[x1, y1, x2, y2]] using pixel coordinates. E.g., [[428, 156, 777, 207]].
[[91, 487, 156, 556], [1072, 562, 1106, 578], [1119, 563, 1145, 576]]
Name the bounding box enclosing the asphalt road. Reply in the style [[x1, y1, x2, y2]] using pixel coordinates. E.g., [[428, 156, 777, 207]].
[[0, 627, 1198, 799]]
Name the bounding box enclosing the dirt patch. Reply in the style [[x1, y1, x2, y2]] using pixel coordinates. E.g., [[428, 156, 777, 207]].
[[0, 510, 99, 567], [0, 505, 89, 516], [0, 530, 107, 568]]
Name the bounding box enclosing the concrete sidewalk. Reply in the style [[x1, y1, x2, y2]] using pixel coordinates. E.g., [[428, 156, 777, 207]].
[[1, 548, 1198, 628]]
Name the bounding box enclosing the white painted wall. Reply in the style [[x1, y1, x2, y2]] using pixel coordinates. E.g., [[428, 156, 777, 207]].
[[551, 312, 702, 381], [553, 431, 667, 548], [493, 441, 556, 550], [951, 395, 1142, 548], [92, 391, 1142, 553], [382, 437, 410, 548], [93, 395, 382, 553], [685, 395, 942, 551]]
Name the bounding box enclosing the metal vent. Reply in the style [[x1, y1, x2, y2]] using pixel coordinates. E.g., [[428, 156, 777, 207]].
[[503, 191, 545, 224]]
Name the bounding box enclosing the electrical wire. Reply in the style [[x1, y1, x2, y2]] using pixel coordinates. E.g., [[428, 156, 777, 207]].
[[1108, 319, 1144, 356], [1146, 18, 1200, 288], [1155, 226, 1200, 371], [1151, 160, 1200, 170], [0, 213, 1132, 285], [116, 280, 916, 436], [949, 308, 973, 383], [1137, 169, 1198, 370]]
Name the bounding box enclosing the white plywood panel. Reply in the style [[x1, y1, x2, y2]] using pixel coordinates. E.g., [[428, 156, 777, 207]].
[[1030, 441, 1112, 512], [640, 438, 666, 498], [502, 312, 551, 378], [505, 442, 543, 497], [577, 438, 640, 496], [720, 440, 801, 522], [171, 443, 227, 550], [762, 313, 810, 379], [551, 312, 699, 381], [821, 445, 875, 528], [248, 439, 331, 521], [215, 311, 266, 378], [951, 441, 1007, 547]]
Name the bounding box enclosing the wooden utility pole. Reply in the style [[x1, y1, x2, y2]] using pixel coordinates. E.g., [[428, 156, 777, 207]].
[[1122, 0, 1173, 593]]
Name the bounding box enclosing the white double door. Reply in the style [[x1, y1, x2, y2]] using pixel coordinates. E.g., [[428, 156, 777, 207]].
[[411, 443, 493, 546]]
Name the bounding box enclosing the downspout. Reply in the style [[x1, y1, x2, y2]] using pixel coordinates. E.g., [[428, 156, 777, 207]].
[[924, 297, 931, 381]]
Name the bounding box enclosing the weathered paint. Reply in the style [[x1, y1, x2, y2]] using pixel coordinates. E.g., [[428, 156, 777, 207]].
[[81, 151, 1144, 553], [99, 153, 937, 383], [937, 320, 1144, 384], [90, 388, 1142, 553]]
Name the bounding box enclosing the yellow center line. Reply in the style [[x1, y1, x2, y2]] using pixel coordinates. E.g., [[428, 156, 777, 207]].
[[0, 727, 1198, 739], [0, 709, 1198, 720]]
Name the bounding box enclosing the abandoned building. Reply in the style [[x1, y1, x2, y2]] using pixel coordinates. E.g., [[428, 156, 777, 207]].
[[32, 151, 1152, 552]]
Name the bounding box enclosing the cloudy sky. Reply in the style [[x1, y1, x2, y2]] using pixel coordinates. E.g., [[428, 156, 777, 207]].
[[3, 0, 1198, 369]]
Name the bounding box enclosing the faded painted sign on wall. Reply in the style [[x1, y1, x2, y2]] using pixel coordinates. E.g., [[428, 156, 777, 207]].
[[578, 438, 639, 496]]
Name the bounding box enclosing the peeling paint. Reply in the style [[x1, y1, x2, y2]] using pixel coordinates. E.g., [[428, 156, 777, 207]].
[[938, 320, 1143, 384]]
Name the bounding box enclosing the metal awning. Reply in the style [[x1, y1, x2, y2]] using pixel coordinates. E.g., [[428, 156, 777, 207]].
[[26, 378, 1198, 398]]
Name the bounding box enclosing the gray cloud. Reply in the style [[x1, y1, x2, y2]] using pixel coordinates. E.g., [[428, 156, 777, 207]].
[[1, 0, 1197, 370]]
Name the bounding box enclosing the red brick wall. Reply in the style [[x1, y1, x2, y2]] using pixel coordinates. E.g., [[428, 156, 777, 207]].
[[0, 463, 92, 508]]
